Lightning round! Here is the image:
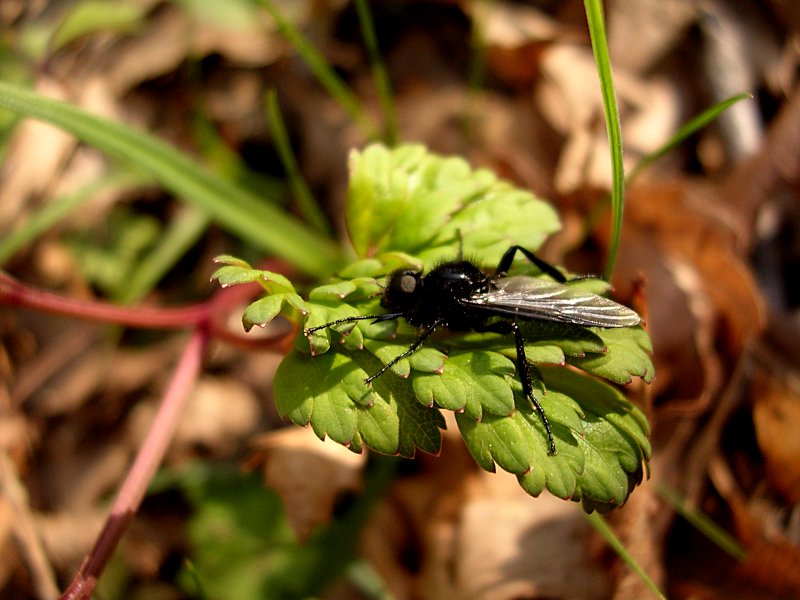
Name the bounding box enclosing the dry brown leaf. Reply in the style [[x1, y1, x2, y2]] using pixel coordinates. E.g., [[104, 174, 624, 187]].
[[607, 0, 698, 74], [421, 470, 613, 600], [752, 365, 800, 503], [610, 181, 765, 412], [169, 376, 260, 456], [0, 496, 16, 590], [256, 427, 365, 542], [477, 2, 566, 89], [0, 79, 77, 231], [536, 45, 680, 194], [707, 453, 800, 598]]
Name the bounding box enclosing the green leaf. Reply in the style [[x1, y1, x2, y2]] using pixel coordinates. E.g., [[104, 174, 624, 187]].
[[354, 354, 445, 457], [346, 144, 419, 257], [274, 350, 444, 457], [456, 365, 649, 510], [242, 293, 306, 331], [345, 144, 560, 265], [274, 351, 372, 448], [568, 326, 655, 384], [212, 256, 297, 294], [233, 143, 653, 510], [413, 350, 516, 419], [456, 392, 585, 499]]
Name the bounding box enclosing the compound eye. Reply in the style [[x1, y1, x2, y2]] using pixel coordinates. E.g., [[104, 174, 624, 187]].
[[382, 269, 421, 309], [399, 273, 417, 294]]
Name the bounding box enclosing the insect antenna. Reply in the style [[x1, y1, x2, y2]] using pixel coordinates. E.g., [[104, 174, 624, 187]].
[[304, 311, 402, 335]]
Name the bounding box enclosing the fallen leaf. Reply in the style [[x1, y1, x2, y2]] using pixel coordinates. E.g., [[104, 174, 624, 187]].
[[255, 427, 365, 542]]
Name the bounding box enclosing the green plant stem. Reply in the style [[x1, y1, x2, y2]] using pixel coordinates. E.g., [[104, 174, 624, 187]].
[[585, 511, 666, 599], [584, 0, 625, 280], [260, 0, 379, 139], [264, 89, 330, 234], [353, 0, 398, 144], [656, 482, 748, 561]]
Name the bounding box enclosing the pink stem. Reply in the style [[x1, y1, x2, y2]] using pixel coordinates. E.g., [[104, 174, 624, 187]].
[[0, 270, 210, 329], [60, 326, 209, 600]]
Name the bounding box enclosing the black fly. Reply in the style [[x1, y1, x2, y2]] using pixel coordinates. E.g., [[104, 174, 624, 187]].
[[304, 246, 642, 455]]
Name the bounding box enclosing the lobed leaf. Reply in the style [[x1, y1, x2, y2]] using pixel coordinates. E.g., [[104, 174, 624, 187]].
[[345, 144, 560, 266], [227, 144, 654, 511], [568, 326, 655, 384]]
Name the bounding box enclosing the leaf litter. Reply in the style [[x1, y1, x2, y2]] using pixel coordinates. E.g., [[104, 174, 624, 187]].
[[1, 1, 800, 599]]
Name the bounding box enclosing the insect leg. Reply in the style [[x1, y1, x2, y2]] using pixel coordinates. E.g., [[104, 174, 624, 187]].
[[509, 320, 557, 455], [364, 319, 440, 384], [495, 246, 567, 282], [304, 313, 402, 335], [476, 319, 557, 455]]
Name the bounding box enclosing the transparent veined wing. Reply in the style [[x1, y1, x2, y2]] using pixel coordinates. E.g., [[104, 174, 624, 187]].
[[464, 275, 641, 328]]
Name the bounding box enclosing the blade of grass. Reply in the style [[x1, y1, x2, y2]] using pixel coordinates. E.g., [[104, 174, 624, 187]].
[[584, 0, 625, 280], [0, 171, 142, 264], [656, 482, 748, 561], [464, 0, 490, 142], [585, 511, 666, 599], [353, 0, 398, 144], [259, 0, 379, 139], [0, 82, 342, 277], [264, 89, 330, 234], [626, 92, 752, 184], [583, 92, 753, 233]]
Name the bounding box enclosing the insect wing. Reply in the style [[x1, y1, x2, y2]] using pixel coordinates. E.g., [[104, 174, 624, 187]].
[[466, 275, 641, 327]]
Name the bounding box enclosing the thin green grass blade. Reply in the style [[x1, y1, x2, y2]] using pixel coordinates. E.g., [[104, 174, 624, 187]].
[[657, 482, 748, 561], [264, 89, 330, 234], [584, 0, 625, 280], [260, 0, 379, 139], [626, 92, 752, 184], [353, 0, 398, 144], [584, 92, 753, 232], [0, 82, 342, 277], [464, 0, 490, 141], [585, 511, 667, 599], [0, 171, 142, 264]]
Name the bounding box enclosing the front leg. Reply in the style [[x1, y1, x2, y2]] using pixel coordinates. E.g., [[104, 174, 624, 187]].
[[364, 319, 440, 384], [476, 320, 557, 455]]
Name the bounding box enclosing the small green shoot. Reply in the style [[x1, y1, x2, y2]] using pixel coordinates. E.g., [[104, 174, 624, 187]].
[[259, 0, 379, 139], [626, 92, 753, 184], [585, 511, 667, 599], [657, 482, 749, 561], [353, 0, 398, 144], [265, 89, 330, 234]]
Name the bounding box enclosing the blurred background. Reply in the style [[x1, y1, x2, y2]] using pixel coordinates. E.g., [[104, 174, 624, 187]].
[[1, 1, 800, 598]]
